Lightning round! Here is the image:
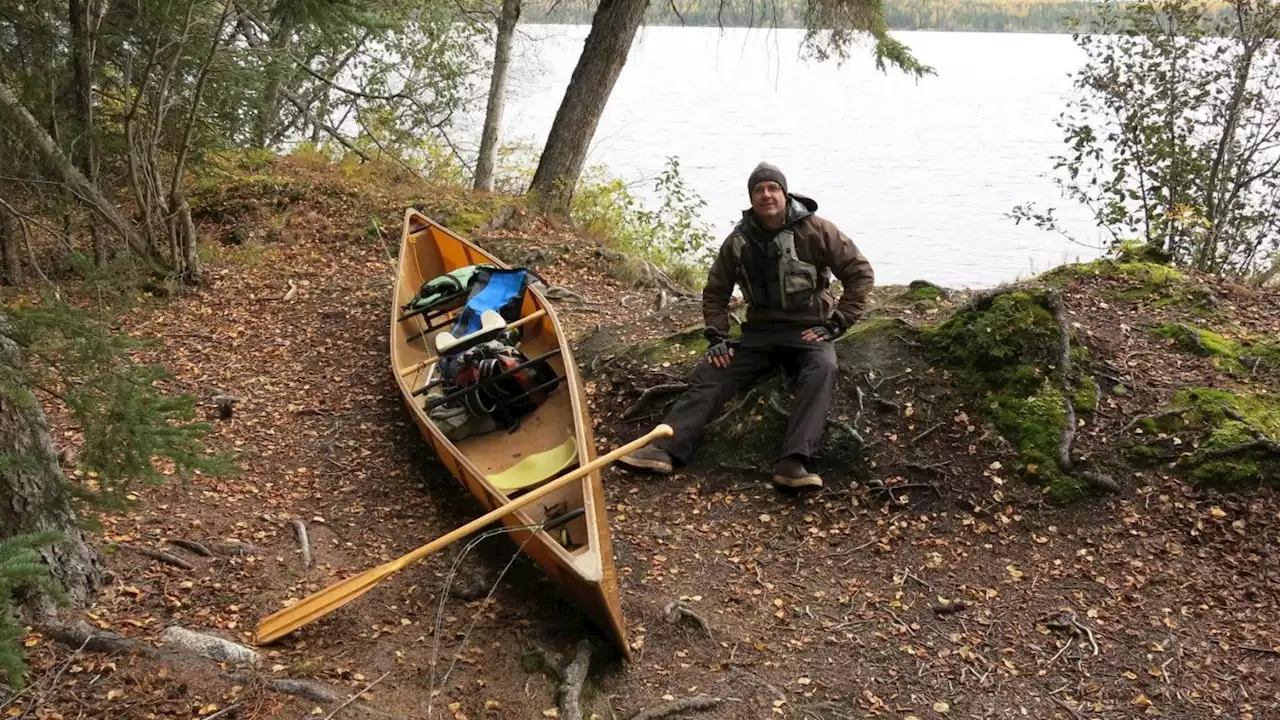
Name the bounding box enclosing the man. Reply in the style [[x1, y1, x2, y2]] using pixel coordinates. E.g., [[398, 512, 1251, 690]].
[[619, 162, 875, 490]]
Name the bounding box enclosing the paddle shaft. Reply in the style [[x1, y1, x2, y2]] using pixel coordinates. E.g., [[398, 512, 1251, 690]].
[[255, 423, 673, 644]]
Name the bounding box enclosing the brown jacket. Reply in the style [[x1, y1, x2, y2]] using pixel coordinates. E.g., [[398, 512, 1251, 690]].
[[702, 195, 874, 336]]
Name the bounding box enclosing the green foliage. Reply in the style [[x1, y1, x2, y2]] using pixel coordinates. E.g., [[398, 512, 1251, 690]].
[[4, 298, 233, 506], [571, 156, 719, 291], [1130, 388, 1280, 486], [0, 531, 65, 690], [1011, 0, 1280, 278]]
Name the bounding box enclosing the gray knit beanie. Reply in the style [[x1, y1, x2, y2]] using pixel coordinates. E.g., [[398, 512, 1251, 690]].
[[747, 162, 787, 195]]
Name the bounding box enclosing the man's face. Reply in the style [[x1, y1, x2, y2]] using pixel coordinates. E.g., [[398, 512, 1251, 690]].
[[750, 181, 786, 225]]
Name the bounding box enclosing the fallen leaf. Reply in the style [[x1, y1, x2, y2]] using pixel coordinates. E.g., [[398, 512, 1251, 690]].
[[933, 700, 950, 713]]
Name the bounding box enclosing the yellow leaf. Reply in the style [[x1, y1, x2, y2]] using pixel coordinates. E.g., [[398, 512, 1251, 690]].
[[1134, 694, 1152, 707], [933, 700, 951, 713], [543, 709, 560, 717], [106, 690, 124, 700], [485, 700, 502, 710], [23, 636, 39, 648], [1006, 564, 1024, 580], [1210, 506, 1226, 518], [197, 704, 219, 716], [1123, 671, 1139, 680]]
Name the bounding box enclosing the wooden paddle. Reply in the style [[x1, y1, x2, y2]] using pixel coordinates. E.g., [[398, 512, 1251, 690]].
[[254, 423, 674, 644]]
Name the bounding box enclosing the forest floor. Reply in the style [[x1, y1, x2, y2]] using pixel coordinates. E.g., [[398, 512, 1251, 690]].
[[10, 155, 1280, 720]]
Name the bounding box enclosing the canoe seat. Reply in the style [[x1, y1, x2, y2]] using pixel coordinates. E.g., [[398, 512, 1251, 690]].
[[486, 435, 578, 493], [435, 310, 506, 356]]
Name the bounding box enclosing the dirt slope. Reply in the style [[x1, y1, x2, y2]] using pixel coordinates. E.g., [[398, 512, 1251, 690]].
[[11, 157, 1280, 720]]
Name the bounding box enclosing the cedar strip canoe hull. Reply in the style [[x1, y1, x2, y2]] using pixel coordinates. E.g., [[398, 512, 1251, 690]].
[[389, 208, 630, 661]]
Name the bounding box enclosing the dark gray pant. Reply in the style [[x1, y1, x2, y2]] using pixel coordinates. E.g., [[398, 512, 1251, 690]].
[[653, 326, 839, 464]]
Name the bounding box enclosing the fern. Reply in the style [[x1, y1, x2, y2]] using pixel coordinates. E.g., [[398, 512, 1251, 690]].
[[0, 531, 64, 691]]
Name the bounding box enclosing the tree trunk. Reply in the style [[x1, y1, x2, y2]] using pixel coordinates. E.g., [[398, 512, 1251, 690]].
[[0, 79, 166, 275], [253, 19, 294, 149], [0, 314, 102, 611], [473, 0, 522, 192], [0, 203, 21, 285], [527, 0, 649, 215], [69, 0, 105, 267]]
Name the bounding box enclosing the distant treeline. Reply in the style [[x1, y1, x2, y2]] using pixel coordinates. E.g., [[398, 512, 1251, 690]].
[[523, 0, 1099, 32]]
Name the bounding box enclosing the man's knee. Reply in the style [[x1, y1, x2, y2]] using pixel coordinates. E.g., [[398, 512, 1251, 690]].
[[809, 348, 839, 379]]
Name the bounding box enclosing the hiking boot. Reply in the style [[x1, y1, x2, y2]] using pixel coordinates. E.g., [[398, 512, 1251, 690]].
[[619, 445, 674, 474], [772, 457, 823, 490]]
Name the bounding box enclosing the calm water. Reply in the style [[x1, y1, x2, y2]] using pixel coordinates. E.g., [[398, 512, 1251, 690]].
[[494, 25, 1107, 288]]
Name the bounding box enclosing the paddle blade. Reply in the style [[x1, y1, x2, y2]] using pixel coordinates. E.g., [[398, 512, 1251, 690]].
[[255, 563, 391, 644]]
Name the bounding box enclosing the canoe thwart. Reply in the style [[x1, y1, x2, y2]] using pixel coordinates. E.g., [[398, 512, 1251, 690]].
[[435, 309, 507, 355]]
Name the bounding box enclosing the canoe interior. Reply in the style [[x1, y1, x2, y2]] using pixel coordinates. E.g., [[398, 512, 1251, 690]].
[[389, 210, 628, 663], [391, 218, 596, 557]]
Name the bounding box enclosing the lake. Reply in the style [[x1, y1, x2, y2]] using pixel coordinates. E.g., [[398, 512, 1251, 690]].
[[493, 25, 1107, 288]]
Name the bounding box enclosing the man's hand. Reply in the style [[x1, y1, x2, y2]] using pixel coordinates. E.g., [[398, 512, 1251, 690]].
[[801, 326, 836, 342], [704, 340, 734, 368], [802, 312, 849, 343]]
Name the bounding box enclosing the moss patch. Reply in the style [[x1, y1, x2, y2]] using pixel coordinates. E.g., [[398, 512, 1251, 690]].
[[923, 291, 1089, 498], [1151, 323, 1280, 375], [1074, 376, 1099, 415], [1131, 388, 1280, 487]]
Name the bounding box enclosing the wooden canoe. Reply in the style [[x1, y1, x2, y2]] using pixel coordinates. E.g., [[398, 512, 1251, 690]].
[[389, 208, 630, 661]]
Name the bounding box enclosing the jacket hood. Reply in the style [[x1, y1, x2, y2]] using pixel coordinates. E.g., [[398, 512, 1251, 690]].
[[740, 193, 818, 231]]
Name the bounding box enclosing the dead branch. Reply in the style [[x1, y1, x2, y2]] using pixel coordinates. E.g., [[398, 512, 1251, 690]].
[[558, 639, 593, 720], [664, 600, 713, 638], [293, 518, 312, 567], [1119, 406, 1193, 435], [622, 384, 688, 420], [118, 543, 194, 570], [826, 417, 865, 445], [707, 387, 759, 432], [629, 696, 722, 720], [166, 538, 213, 557]]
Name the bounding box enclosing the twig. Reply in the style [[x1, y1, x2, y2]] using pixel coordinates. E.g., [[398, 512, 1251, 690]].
[[558, 639, 593, 720], [209, 539, 266, 556], [1240, 645, 1280, 656], [622, 384, 688, 420], [166, 538, 213, 557], [905, 421, 945, 446], [293, 518, 312, 568], [708, 388, 759, 432], [322, 671, 389, 720], [629, 696, 722, 720], [118, 543, 194, 570], [664, 600, 713, 638], [203, 702, 244, 720]]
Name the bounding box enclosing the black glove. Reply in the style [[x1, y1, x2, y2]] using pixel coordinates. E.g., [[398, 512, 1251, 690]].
[[806, 312, 849, 343], [705, 339, 734, 361], [702, 328, 736, 367]]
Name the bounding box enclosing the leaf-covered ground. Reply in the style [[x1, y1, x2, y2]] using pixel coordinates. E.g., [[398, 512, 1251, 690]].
[[10, 157, 1280, 720]]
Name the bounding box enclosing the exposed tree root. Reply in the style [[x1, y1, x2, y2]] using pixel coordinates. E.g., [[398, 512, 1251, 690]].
[[664, 600, 713, 638], [629, 695, 722, 720], [557, 639, 594, 720], [42, 619, 404, 717], [1205, 404, 1280, 457], [166, 538, 213, 557], [209, 539, 266, 556], [1047, 291, 1120, 493], [622, 384, 688, 420], [293, 518, 313, 567], [117, 543, 194, 570]]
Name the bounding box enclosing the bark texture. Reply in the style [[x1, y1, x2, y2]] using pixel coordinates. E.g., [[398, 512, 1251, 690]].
[[0, 313, 102, 610], [473, 0, 522, 192], [527, 0, 649, 215]]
